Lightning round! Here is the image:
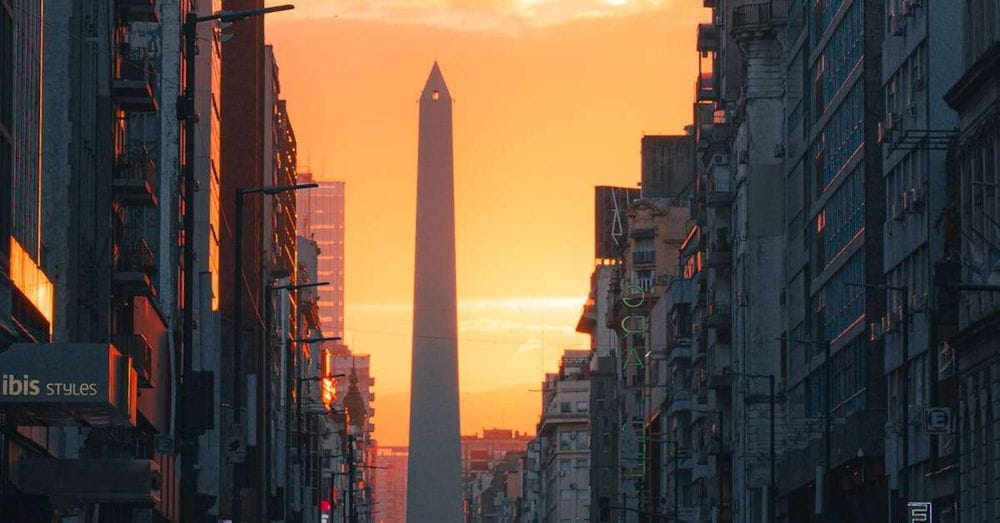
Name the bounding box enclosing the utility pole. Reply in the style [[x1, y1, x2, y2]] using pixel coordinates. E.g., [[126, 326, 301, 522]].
[[823, 338, 831, 523], [348, 434, 357, 523], [179, 11, 198, 522]]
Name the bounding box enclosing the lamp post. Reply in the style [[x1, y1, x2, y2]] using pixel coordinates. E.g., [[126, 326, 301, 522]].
[[265, 280, 328, 521], [290, 337, 341, 520], [724, 369, 776, 523], [231, 181, 315, 521], [179, 5, 294, 521]]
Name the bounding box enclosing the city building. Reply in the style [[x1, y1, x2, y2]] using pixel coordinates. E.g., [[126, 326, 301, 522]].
[[297, 171, 345, 340], [536, 350, 591, 523], [373, 446, 409, 523], [1, 1, 179, 521], [877, 0, 962, 520], [461, 428, 533, 521], [641, 135, 696, 199], [944, 0, 1000, 521]]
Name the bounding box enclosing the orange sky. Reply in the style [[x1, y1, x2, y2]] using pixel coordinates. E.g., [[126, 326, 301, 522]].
[[265, 0, 708, 446]]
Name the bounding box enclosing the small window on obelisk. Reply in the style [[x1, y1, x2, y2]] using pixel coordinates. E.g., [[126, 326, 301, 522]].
[[432, 90, 440, 101]]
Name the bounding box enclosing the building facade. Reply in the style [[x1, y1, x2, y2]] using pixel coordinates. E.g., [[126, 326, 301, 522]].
[[297, 172, 346, 340], [944, 0, 1000, 521]]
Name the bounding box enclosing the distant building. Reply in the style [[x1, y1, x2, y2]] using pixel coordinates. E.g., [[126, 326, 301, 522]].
[[536, 350, 591, 522], [373, 446, 409, 523], [461, 428, 533, 521], [297, 171, 345, 339]]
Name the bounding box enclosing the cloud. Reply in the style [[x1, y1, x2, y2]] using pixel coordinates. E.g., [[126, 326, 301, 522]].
[[347, 296, 584, 314], [266, 0, 680, 33]]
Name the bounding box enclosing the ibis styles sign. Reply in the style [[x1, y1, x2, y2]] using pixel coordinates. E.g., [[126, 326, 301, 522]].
[[0, 343, 113, 403]]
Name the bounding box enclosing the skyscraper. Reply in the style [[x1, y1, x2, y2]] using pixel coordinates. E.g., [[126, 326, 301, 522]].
[[297, 171, 345, 339], [406, 62, 463, 522]]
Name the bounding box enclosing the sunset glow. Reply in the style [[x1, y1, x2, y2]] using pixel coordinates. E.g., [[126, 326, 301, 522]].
[[265, 1, 708, 446]]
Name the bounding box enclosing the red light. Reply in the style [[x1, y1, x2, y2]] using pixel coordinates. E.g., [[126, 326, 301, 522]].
[[320, 500, 331, 513]]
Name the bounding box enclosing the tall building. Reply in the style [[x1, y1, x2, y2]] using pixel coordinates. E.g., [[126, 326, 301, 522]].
[[876, 0, 962, 519], [944, 0, 1000, 521], [297, 171, 345, 339], [406, 62, 463, 522], [2, 1, 180, 520]]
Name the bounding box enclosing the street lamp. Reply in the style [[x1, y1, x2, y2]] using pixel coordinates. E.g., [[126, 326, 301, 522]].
[[724, 369, 777, 523], [179, 5, 294, 522]]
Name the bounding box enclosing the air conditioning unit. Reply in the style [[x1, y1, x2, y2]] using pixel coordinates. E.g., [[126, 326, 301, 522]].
[[909, 187, 926, 212]]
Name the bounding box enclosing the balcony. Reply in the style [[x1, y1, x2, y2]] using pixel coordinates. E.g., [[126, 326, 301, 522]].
[[113, 145, 157, 206], [114, 45, 158, 112], [706, 304, 732, 328], [668, 342, 692, 368], [112, 334, 154, 388], [116, 0, 158, 23], [114, 229, 157, 299], [697, 24, 719, 53], [732, 0, 789, 37], [705, 243, 732, 268], [696, 72, 717, 102], [706, 174, 732, 207]]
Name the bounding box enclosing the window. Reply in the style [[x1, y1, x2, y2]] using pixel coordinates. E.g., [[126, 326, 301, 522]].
[[634, 237, 655, 265], [431, 89, 440, 101], [576, 431, 589, 450], [634, 269, 654, 292], [576, 401, 588, 412], [560, 401, 571, 413], [560, 431, 573, 450]]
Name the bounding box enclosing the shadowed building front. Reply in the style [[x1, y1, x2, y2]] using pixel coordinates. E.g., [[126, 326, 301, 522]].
[[406, 62, 463, 521]]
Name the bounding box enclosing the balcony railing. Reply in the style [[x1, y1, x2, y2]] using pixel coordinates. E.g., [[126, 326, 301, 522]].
[[114, 227, 157, 298], [733, 0, 789, 36], [113, 145, 157, 206], [114, 44, 158, 112], [112, 333, 154, 388], [696, 72, 717, 101], [706, 304, 732, 328]]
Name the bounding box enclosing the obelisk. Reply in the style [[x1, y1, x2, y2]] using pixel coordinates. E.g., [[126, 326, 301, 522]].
[[406, 63, 463, 522]]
